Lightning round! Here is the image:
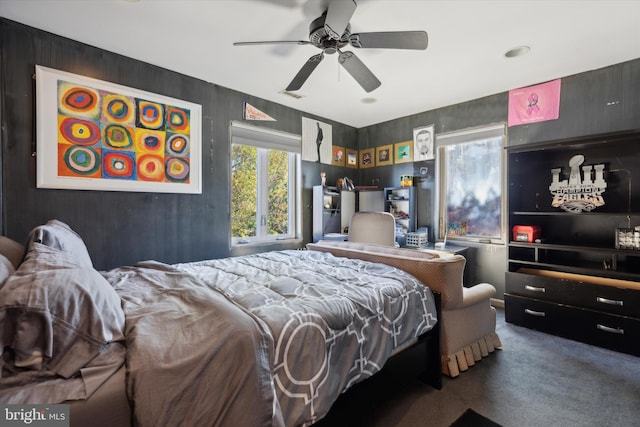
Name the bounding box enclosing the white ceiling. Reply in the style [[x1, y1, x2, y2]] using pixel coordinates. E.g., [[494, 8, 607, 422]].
[[2, 0, 640, 128]]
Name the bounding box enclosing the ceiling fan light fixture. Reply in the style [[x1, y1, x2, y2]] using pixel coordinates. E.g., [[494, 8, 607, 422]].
[[233, 0, 425, 93], [505, 46, 530, 58]]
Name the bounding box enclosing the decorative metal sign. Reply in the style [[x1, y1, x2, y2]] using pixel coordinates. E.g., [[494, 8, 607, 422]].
[[549, 154, 606, 213]]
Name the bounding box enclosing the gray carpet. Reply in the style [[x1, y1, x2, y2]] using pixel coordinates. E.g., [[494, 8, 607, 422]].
[[315, 308, 640, 427]]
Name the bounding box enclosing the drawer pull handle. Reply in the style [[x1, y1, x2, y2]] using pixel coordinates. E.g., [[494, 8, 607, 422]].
[[596, 297, 623, 306], [525, 309, 546, 317], [525, 285, 546, 293], [596, 324, 624, 335]]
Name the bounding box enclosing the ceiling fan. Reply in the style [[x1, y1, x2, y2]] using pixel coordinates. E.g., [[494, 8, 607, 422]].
[[233, 0, 428, 93]]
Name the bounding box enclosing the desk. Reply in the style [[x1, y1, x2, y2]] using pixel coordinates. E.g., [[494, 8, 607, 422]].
[[408, 243, 468, 257], [323, 233, 348, 241]]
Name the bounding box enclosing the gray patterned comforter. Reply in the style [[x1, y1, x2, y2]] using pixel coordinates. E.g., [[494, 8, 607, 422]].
[[106, 250, 437, 427]]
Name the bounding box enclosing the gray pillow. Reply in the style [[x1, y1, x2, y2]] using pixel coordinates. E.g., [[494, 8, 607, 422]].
[[26, 220, 93, 268], [0, 243, 124, 378]]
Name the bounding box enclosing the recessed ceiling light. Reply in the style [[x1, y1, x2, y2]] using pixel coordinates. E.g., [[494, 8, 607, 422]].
[[505, 46, 530, 58], [361, 97, 377, 104]]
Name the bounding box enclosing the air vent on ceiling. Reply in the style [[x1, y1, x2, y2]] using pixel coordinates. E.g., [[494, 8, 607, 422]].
[[280, 90, 304, 99]]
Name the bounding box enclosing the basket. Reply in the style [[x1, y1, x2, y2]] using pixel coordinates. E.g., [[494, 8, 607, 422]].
[[616, 227, 640, 250], [406, 232, 428, 248]]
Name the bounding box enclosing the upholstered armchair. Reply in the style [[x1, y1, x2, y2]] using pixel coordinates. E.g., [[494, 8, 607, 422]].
[[427, 255, 502, 377], [347, 211, 396, 246], [306, 239, 502, 377]]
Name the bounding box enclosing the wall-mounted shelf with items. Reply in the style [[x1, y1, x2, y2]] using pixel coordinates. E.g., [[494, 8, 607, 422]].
[[509, 212, 640, 279], [384, 186, 416, 236], [505, 131, 640, 357]]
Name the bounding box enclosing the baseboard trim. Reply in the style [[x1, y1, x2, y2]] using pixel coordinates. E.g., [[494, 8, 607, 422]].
[[491, 298, 504, 309]]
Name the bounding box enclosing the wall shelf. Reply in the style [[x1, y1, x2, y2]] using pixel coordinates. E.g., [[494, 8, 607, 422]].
[[384, 186, 417, 235]]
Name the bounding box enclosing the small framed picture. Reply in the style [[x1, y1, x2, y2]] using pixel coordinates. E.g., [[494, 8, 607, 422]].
[[413, 124, 435, 161], [359, 148, 374, 169], [346, 148, 358, 168], [394, 141, 413, 163], [376, 144, 393, 166], [331, 145, 345, 166]]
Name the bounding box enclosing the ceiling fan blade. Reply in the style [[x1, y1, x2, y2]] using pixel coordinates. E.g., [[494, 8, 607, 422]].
[[324, 0, 357, 40], [338, 50, 381, 93], [285, 52, 324, 91], [233, 40, 311, 46], [349, 31, 428, 50]]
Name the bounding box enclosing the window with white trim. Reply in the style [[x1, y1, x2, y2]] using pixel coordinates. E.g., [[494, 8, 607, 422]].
[[436, 124, 507, 243], [230, 122, 301, 245]]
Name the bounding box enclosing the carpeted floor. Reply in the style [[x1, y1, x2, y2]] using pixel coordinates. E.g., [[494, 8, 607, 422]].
[[315, 308, 640, 427]]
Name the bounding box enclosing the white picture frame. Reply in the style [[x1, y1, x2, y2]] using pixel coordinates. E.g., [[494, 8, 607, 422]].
[[413, 124, 435, 161], [36, 65, 202, 193], [301, 117, 332, 164]]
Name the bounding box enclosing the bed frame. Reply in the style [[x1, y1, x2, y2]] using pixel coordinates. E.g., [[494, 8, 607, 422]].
[[390, 291, 442, 390], [420, 292, 443, 389], [67, 293, 442, 427]]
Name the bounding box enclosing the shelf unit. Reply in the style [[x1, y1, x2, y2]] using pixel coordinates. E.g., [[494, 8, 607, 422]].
[[384, 186, 416, 234], [505, 131, 640, 357], [313, 185, 354, 242], [508, 212, 640, 279]]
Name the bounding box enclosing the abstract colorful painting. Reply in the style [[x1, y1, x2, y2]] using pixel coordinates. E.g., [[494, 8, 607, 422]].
[[36, 65, 202, 193]]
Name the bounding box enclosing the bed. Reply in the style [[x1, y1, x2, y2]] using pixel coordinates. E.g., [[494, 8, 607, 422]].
[[0, 220, 440, 426]]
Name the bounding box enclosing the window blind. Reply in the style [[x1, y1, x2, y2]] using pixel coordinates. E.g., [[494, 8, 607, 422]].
[[230, 121, 301, 153], [435, 123, 506, 147]]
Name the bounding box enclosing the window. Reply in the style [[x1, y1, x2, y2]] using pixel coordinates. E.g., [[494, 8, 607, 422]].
[[230, 122, 301, 245], [436, 124, 506, 243]]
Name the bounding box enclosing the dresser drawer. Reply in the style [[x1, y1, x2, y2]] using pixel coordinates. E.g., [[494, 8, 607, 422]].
[[504, 294, 577, 336], [505, 271, 576, 302], [506, 271, 640, 317], [505, 294, 640, 357], [574, 283, 640, 318]]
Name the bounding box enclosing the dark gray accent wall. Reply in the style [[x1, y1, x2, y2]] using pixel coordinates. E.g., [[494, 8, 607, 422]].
[[357, 60, 640, 297], [357, 93, 509, 294], [2, 19, 639, 298], [508, 60, 640, 146], [0, 19, 357, 270]]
